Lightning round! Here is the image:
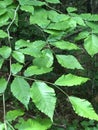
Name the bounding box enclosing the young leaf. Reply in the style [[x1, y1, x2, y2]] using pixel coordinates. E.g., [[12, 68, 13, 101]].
[[56, 55, 83, 69], [67, 7, 77, 13], [50, 40, 79, 50], [6, 109, 24, 122], [11, 63, 23, 75], [12, 51, 25, 63], [0, 46, 11, 59], [24, 66, 52, 77], [0, 78, 7, 93], [84, 34, 98, 57], [15, 118, 52, 130], [55, 73, 89, 86], [69, 96, 98, 121], [45, 0, 60, 4], [30, 81, 56, 120], [11, 77, 30, 108]]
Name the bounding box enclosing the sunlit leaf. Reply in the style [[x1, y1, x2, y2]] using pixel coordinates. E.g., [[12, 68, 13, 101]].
[[11, 77, 30, 108], [69, 96, 98, 121], [12, 51, 25, 63], [31, 81, 56, 120], [11, 63, 23, 75], [24, 66, 52, 77], [84, 34, 98, 57], [0, 46, 11, 59], [55, 73, 89, 86], [56, 55, 83, 69]]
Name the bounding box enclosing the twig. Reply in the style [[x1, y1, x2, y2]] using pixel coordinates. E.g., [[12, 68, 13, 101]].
[[2, 5, 20, 130], [13, 74, 68, 97]]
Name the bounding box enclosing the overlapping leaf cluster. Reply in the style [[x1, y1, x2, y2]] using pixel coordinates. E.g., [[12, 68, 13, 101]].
[[0, 0, 98, 129]]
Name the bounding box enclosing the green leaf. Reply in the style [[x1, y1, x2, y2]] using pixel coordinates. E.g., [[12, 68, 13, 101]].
[[84, 34, 98, 57], [19, 0, 45, 6], [12, 51, 25, 63], [19, 40, 46, 57], [4, 0, 13, 6], [67, 7, 77, 13], [0, 8, 7, 16], [75, 31, 90, 41], [11, 63, 23, 75], [15, 39, 30, 50], [0, 123, 4, 130], [15, 118, 52, 130], [55, 73, 89, 86], [0, 78, 7, 94], [56, 55, 83, 69], [33, 49, 54, 68], [11, 77, 30, 108], [50, 40, 79, 50], [0, 13, 9, 27], [20, 5, 34, 14], [0, 58, 4, 69], [72, 16, 85, 26], [30, 8, 50, 28], [45, 0, 60, 4], [69, 96, 98, 121], [31, 81, 56, 120], [48, 10, 69, 22], [6, 109, 24, 122], [0, 30, 8, 38], [47, 21, 70, 30], [24, 66, 52, 77], [0, 46, 11, 59]]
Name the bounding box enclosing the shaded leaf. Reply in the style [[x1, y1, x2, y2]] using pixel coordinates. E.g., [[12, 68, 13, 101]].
[[0, 30, 8, 38], [15, 118, 52, 130], [31, 81, 56, 120], [69, 96, 98, 121], [55, 73, 89, 86], [56, 55, 83, 69], [0, 78, 7, 93], [0, 58, 4, 69], [11, 77, 30, 108]]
